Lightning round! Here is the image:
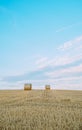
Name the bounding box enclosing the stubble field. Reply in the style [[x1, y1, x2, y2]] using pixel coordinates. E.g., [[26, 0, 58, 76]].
[[0, 90, 82, 130]]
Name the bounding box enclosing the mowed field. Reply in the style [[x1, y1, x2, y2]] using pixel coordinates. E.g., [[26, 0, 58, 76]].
[[0, 90, 82, 130]]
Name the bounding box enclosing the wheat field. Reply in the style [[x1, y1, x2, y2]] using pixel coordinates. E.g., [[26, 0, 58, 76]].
[[0, 90, 82, 130]]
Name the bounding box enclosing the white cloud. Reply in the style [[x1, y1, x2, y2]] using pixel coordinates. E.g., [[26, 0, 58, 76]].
[[35, 36, 82, 70], [29, 35, 82, 89], [58, 35, 82, 50], [46, 64, 82, 78]]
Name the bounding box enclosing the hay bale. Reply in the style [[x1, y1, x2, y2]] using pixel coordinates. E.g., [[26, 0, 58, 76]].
[[24, 83, 32, 90], [45, 85, 50, 90]]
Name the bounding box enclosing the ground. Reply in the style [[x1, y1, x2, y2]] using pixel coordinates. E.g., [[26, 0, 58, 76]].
[[0, 90, 82, 130]]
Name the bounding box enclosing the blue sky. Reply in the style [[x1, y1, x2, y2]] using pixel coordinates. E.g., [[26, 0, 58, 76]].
[[0, 0, 82, 90]]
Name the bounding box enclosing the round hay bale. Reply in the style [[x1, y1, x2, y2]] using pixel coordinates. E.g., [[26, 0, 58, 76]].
[[45, 85, 51, 90], [24, 84, 32, 90]]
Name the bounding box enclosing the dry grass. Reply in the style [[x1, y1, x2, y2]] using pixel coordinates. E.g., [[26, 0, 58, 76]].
[[0, 90, 82, 130]]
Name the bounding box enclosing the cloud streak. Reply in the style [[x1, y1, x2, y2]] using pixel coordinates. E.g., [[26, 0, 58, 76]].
[[36, 35, 82, 69], [46, 64, 82, 78], [58, 35, 82, 50], [56, 22, 82, 32]]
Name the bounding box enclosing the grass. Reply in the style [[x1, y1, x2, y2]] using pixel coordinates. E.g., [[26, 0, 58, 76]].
[[0, 90, 82, 130]]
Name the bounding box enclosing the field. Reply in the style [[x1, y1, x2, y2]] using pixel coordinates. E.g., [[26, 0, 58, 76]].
[[0, 90, 82, 130]]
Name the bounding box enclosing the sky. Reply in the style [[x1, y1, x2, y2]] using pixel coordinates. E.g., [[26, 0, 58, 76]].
[[0, 0, 82, 90]]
